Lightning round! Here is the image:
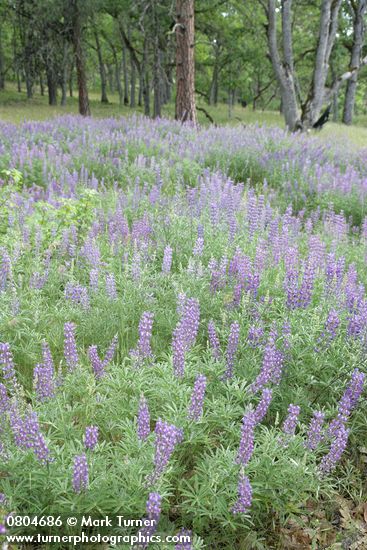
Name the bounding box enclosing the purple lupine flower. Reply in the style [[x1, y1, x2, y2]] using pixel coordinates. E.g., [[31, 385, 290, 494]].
[[64, 282, 90, 309], [208, 320, 221, 360], [193, 237, 204, 257], [105, 273, 118, 300], [247, 326, 264, 348], [0, 343, 17, 388], [175, 528, 193, 549], [137, 396, 150, 441], [232, 472, 252, 514], [131, 312, 154, 365], [0, 248, 11, 292], [84, 426, 99, 450], [282, 321, 291, 350], [235, 411, 256, 466], [250, 334, 284, 393], [224, 322, 240, 379], [33, 363, 55, 402], [89, 268, 99, 293], [172, 325, 186, 378], [319, 426, 349, 475], [10, 408, 51, 464], [254, 388, 272, 424], [137, 492, 162, 548], [182, 298, 200, 348], [30, 270, 49, 290], [162, 246, 173, 274], [88, 345, 104, 379], [328, 369, 365, 437], [305, 411, 325, 450], [324, 309, 340, 339], [102, 334, 118, 366], [188, 374, 207, 421], [0, 382, 10, 412], [64, 322, 79, 371], [279, 404, 300, 445], [172, 298, 200, 378], [73, 453, 89, 493], [146, 492, 162, 520], [148, 419, 183, 484]]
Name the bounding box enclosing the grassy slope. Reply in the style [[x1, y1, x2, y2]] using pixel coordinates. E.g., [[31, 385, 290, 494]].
[[1, 86, 367, 148]]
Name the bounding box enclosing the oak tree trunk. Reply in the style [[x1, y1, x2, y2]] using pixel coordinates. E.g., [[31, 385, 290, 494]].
[[343, 0, 367, 125], [94, 29, 109, 104]]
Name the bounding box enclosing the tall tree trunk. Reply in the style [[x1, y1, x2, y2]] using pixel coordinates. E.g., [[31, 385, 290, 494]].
[[60, 41, 69, 106], [39, 73, 44, 95], [69, 65, 73, 97], [122, 43, 129, 105], [142, 38, 150, 116], [265, 0, 300, 131], [114, 55, 123, 106], [70, 0, 90, 116], [17, 70, 21, 92], [107, 65, 114, 93], [175, 0, 197, 123], [130, 60, 136, 107], [94, 29, 109, 103], [343, 0, 367, 125], [209, 59, 219, 106], [0, 26, 5, 90], [153, 34, 162, 118], [138, 70, 143, 107], [46, 66, 58, 105], [25, 69, 33, 99], [301, 0, 343, 128]]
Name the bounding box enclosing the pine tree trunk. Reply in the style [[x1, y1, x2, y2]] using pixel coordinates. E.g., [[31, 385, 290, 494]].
[[130, 60, 136, 107], [70, 0, 90, 116], [175, 0, 197, 123]]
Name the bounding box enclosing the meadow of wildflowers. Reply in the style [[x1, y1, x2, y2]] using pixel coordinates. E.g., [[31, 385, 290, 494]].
[[0, 115, 366, 548]]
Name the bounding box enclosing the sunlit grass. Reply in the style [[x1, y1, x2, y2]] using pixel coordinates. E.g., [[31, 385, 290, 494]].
[[1, 83, 366, 147]]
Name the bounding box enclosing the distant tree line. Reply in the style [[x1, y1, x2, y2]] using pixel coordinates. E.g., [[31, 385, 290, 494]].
[[0, 0, 366, 129]]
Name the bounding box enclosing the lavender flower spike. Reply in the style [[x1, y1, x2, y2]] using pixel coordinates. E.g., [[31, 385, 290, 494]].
[[254, 388, 273, 424], [137, 492, 162, 549], [282, 404, 301, 436], [328, 368, 365, 437], [148, 419, 183, 484], [0, 342, 17, 388], [319, 426, 349, 475], [305, 411, 325, 450], [84, 426, 99, 450], [88, 345, 105, 379], [208, 320, 221, 360], [64, 322, 79, 372], [232, 472, 252, 514], [175, 528, 193, 550], [224, 321, 240, 379], [235, 411, 256, 466], [188, 374, 207, 421], [162, 245, 173, 274], [137, 396, 151, 441], [73, 453, 89, 493]]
